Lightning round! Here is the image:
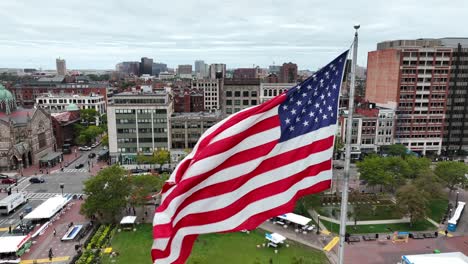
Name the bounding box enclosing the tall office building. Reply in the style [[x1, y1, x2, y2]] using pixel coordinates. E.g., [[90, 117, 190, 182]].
[[366, 39, 452, 155], [441, 38, 468, 154], [56, 58, 66, 76], [178, 65, 193, 79], [209, 63, 226, 79], [107, 90, 173, 164], [140, 57, 153, 76], [194, 60, 208, 79], [152, 63, 167, 76]]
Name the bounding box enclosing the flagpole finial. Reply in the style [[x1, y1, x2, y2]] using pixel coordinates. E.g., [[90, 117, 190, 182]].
[[354, 24, 360, 30]]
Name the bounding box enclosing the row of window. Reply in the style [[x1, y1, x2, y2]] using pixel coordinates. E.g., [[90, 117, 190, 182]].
[[117, 118, 167, 124], [115, 109, 167, 114], [226, 100, 258, 106], [117, 128, 167, 134], [117, 137, 167, 143], [225, 91, 258, 97], [263, 89, 287, 97]]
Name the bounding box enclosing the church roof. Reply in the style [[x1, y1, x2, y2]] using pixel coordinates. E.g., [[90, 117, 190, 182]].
[[0, 108, 35, 124], [0, 84, 16, 114]]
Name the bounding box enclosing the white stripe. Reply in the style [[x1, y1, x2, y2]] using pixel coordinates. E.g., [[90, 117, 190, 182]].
[[166, 101, 281, 185], [173, 147, 333, 225], [154, 124, 336, 226], [152, 238, 170, 251], [153, 170, 331, 263], [183, 126, 280, 179], [210, 106, 278, 144]]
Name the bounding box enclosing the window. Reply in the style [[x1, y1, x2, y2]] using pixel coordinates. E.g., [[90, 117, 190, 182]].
[[234, 91, 241, 97], [234, 100, 240, 106], [226, 100, 232, 105], [226, 91, 232, 97], [243, 91, 249, 97], [38, 132, 47, 149], [251, 91, 257, 97], [243, 100, 249, 105]]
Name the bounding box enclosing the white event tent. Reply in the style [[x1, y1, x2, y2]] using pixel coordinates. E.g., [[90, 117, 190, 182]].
[[24, 195, 69, 220]]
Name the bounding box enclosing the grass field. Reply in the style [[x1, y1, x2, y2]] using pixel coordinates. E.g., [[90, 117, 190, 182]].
[[317, 204, 401, 221], [102, 224, 329, 264], [320, 219, 436, 235], [428, 198, 449, 223]]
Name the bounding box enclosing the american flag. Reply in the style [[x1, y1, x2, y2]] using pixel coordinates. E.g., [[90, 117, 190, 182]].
[[152, 50, 349, 264]]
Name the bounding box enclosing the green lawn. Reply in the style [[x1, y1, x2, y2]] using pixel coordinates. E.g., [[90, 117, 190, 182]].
[[428, 198, 448, 223], [320, 219, 436, 234], [317, 204, 401, 221], [102, 224, 329, 264]]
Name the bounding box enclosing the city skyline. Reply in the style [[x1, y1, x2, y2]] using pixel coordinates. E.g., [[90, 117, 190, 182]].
[[0, 0, 467, 70]]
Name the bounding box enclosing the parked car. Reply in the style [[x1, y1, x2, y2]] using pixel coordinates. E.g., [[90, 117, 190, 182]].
[[1, 178, 16, 184], [79, 146, 91, 151], [333, 164, 344, 170], [75, 163, 84, 169], [29, 176, 45, 184], [0, 174, 9, 180], [88, 153, 96, 158], [91, 142, 100, 148]]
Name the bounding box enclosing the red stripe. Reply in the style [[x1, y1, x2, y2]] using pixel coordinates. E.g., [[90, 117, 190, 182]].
[[154, 139, 279, 230], [154, 156, 332, 239], [193, 115, 280, 162], [154, 136, 334, 237], [196, 94, 286, 154], [155, 135, 333, 223], [158, 116, 280, 211], [152, 234, 198, 264], [151, 164, 331, 262]]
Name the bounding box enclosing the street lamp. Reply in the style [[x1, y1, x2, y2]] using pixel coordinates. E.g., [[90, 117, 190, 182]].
[[60, 183, 64, 196], [456, 191, 460, 205], [316, 215, 321, 235]]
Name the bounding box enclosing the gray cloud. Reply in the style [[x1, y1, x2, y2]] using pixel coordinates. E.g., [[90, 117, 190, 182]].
[[0, 0, 466, 70]]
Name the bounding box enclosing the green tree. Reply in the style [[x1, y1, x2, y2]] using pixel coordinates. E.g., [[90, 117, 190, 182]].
[[385, 156, 411, 191], [405, 156, 432, 179], [382, 144, 407, 157], [414, 171, 444, 199], [154, 149, 170, 169], [101, 134, 109, 147], [357, 156, 393, 189], [80, 165, 130, 223], [349, 190, 370, 227], [396, 184, 429, 226], [80, 109, 99, 126], [434, 161, 468, 191], [128, 174, 161, 208]]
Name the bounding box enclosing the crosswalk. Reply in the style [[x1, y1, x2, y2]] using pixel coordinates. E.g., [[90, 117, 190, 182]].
[[26, 192, 84, 200], [62, 168, 89, 173]]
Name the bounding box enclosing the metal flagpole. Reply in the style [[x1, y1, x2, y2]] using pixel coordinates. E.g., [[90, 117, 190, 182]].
[[338, 24, 359, 264]]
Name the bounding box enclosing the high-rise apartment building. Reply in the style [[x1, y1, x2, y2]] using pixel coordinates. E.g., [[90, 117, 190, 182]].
[[366, 39, 452, 155], [56, 58, 66, 76], [279, 62, 298, 83], [116, 61, 140, 75], [140, 57, 153, 76], [107, 91, 173, 164]]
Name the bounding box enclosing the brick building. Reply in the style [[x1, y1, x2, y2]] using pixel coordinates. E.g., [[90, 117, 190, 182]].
[[170, 112, 222, 149], [10, 76, 108, 108], [279, 63, 298, 83], [233, 68, 258, 79], [223, 79, 260, 115], [172, 88, 204, 113], [51, 109, 81, 149], [366, 39, 452, 155]]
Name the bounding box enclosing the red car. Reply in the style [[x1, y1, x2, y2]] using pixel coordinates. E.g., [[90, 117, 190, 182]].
[[1, 178, 16, 184]]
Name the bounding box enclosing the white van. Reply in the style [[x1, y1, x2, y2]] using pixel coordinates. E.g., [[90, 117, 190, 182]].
[[0, 192, 27, 215]]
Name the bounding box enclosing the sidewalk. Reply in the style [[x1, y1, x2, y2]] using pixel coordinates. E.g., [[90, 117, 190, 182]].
[[259, 221, 339, 263]]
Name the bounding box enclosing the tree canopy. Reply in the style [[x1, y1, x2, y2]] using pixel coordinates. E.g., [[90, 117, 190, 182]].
[[80, 165, 130, 223], [396, 184, 429, 226], [80, 108, 100, 126], [434, 161, 468, 191], [381, 144, 408, 157]]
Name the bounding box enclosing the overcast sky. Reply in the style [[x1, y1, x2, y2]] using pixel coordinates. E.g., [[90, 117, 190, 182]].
[[0, 0, 466, 70]]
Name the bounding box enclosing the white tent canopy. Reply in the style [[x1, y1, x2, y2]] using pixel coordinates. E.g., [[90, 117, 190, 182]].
[[0, 235, 29, 253], [402, 252, 468, 264], [277, 213, 311, 226], [24, 195, 69, 220], [449, 202, 466, 225], [265, 233, 286, 244], [120, 216, 137, 225]]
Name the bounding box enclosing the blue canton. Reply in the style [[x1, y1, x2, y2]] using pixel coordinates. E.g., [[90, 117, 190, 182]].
[[278, 50, 349, 142]]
